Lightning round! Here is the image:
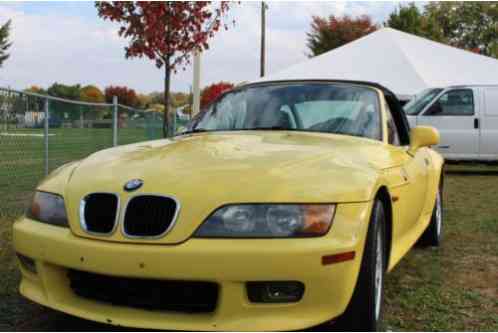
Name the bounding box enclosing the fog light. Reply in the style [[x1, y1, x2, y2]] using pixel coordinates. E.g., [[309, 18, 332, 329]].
[[246, 281, 304, 303], [17, 253, 37, 274]]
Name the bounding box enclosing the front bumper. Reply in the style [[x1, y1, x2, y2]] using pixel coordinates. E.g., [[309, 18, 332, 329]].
[[13, 202, 371, 331]]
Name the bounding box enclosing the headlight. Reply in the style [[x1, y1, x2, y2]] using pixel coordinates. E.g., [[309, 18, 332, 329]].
[[26, 191, 68, 227], [194, 204, 335, 238]]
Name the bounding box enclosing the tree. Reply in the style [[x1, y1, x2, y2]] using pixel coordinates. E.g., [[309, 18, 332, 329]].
[[24, 86, 47, 112], [96, 2, 234, 137], [80, 85, 105, 103], [47, 82, 81, 100], [385, 2, 498, 58], [136, 93, 152, 109], [78, 85, 105, 120], [25, 85, 46, 94], [425, 2, 498, 58], [171, 92, 190, 107], [0, 20, 12, 68], [46, 83, 82, 119], [148, 91, 166, 105], [385, 3, 445, 42], [200, 81, 234, 109], [306, 15, 378, 57], [104, 85, 138, 107]]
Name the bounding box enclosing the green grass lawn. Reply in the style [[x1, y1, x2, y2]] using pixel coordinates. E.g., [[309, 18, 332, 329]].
[[383, 164, 498, 331], [0, 165, 497, 330]]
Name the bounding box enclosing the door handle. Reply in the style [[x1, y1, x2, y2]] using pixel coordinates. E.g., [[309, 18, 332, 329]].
[[474, 118, 479, 129]]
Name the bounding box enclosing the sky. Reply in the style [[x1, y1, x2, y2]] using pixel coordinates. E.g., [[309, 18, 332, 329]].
[[0, 1, 408, 94]]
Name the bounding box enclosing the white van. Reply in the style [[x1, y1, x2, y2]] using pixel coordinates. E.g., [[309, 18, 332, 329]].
[[405, 85, 498, 161]]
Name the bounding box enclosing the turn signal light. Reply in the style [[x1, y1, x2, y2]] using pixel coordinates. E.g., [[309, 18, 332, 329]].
[[322, 251, 356, 265]]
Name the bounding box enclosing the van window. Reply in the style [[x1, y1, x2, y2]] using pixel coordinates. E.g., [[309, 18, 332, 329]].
[[426, 89, 474, 116], [404, 88, 443, 115]]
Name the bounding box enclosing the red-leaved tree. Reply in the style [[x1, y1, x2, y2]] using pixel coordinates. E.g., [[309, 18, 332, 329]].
[[200, 81, 234, 109], [104, 85, 139, 107], [307, 15, 378, 57], [96, 2, 234, 136]]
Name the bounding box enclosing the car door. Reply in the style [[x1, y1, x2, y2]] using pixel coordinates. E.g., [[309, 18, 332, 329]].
[[416, 88, 479, 160], [478, 87, 498, 160], [385, 101, 428, 241]]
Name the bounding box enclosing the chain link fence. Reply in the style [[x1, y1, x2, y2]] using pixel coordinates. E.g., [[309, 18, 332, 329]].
[[0, 87, 186, 219]]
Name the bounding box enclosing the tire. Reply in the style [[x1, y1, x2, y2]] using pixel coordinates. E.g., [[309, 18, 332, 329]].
[[333, 199, 387, 332], [418, 185, 443, 247]]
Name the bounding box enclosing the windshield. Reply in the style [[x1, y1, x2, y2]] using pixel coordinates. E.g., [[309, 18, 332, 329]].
[[404, 88, 443, 115], [184, 83, 382, 140]]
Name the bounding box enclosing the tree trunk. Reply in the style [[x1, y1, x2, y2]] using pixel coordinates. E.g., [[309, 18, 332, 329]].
[[163, 55, 171, 138]]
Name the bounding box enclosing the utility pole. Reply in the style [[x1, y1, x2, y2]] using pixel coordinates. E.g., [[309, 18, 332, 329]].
[[260, 1, 267, 77]]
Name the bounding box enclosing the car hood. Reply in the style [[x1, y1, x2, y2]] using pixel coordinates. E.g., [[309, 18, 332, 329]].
[[59, 131, 399, 244]]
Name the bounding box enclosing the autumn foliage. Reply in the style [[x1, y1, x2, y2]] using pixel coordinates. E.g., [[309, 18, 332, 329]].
[[104, 86, 139, 107], [96, 2, 235, 136], [201, 82, 234, 109], [307, 15, 378, 57], [80, 85, 105, 103], [96, 2, 232, 70]]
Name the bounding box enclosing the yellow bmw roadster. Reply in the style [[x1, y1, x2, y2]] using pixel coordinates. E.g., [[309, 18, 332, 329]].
[[14, 80, 444, 331]]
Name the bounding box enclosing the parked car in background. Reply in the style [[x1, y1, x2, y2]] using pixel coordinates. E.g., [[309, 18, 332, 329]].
[[32, 113, 62, 129], [405, 85, 498, 161], [14, 80, 444, 331]]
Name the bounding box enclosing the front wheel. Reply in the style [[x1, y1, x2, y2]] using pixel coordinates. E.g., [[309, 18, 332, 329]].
[[418, 186, 443, 247], [333, 199, 386, 331]]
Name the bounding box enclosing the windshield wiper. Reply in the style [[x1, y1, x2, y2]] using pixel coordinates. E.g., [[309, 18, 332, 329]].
[[178, 128, 211, 135], [246, 126, 290, 131], [178, 127, 292, 136]]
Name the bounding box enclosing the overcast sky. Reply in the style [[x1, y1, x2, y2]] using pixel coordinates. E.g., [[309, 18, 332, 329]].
[[0, 1, 407, 94]]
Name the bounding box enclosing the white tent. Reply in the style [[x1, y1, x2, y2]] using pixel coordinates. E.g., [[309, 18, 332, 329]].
[[260, 28, 498, 100]]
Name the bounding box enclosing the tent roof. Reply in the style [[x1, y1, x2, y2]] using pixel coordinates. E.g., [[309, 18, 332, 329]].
[[256, 28, 498, 99]]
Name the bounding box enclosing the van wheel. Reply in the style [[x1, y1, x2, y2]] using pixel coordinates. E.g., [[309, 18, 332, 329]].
[[333, 199, 386, 331], [418, 186, 443, 247]]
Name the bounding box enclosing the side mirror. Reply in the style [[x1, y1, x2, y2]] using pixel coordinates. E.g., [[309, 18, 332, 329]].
[[409, 126, 440, 154]]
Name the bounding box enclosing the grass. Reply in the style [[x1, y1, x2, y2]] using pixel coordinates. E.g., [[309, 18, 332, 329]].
[[383, 164, 498, 331], [0, 126, 158, 330], [1, 157, 497, 330], [0, 127, 156, 218]]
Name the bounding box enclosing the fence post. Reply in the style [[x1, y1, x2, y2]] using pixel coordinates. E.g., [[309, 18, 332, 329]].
[[173, 109, 177, 134], [112, 96, 118, 147], [44, 98, 49, 176]]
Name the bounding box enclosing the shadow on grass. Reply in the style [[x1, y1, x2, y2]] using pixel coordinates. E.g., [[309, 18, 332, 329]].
[[14, 310, 141, 332], [445, 170, 498, 176]]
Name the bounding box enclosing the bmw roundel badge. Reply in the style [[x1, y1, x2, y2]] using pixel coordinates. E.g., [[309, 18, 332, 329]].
[[124, 179, 143, 192]]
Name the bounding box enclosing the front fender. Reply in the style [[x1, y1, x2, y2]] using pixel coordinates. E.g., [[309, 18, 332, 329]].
[[37, 160, 81, 195], [425, 149, 444, 211]]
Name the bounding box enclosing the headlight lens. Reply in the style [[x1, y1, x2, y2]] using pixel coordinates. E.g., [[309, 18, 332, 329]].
[[194, 204, 335, 238], [26, 191, 68, 227]]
